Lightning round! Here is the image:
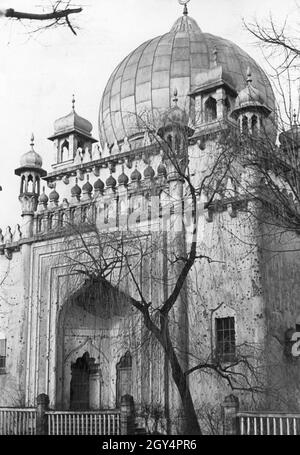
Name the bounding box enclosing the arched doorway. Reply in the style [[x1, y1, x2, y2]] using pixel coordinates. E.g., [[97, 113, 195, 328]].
[[116, 352, 132, 408], [70, 352, 102, 410], [70, 352, 91, 410]]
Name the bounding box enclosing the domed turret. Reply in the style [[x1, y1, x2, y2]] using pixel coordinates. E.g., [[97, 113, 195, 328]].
[[157, 162, 167, 177], [54, 95, 92, 137], [106, 172, 117, 189], [144, 164, 155, 179], [94, 178, 105, 192], [49, 187, 59, 206], [82, 175, 93, 194], [231, 69, 272, 136], [231, 69, 271, 117], [15, 134, 46, 177], [37, 187, 49, 213], [49, 95, 97, 167], [71, 179, 82, 197], [118, 167, 129, 186], [131, 165, 142, 182], [15, 135, 47, 220], [20, 148, 43, 169], [39, 188, 49, 204], [82, 175, 93, 201]]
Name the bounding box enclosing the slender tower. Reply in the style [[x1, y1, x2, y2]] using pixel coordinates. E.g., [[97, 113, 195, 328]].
[[15, 134, 47, 238]]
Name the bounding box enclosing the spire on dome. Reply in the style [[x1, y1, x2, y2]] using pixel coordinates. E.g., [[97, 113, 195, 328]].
[[30, 133, 34, 149], [173, 88, 178, 105], [247, 67, 252, 84], [293, 109, 298, 125], [171, 1, 201, 33], [179, 0, 191, 16], [49, 96, 97, 143]]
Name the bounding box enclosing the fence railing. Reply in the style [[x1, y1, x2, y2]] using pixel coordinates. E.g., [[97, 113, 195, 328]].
[[238, 411, 300, 435], [47, 410, 121, 435], [222, 395, 300, 435], [0, 394, 134, 435], [0, 408, 36, 435]]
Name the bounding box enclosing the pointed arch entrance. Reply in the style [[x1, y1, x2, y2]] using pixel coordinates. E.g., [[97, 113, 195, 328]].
[[70, 352, 90, 410], [56, 277, 137, 410], [70, 352, 102, 410]]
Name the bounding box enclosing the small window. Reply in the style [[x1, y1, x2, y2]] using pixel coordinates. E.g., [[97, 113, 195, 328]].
[[242, 116, 248, 135], [0, 338, 7, 373], [61, 140, 69, 162], [204, 97, 217, 122], [215, 317, 236, 363], [251, 115, 258, 136]]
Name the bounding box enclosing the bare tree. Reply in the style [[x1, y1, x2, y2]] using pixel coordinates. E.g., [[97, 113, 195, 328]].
[[48, 110, 277, 435], [0, 1, 82, 35]]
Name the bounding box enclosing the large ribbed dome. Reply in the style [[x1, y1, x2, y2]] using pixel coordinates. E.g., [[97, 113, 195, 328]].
[[98, 12, 275, 148]]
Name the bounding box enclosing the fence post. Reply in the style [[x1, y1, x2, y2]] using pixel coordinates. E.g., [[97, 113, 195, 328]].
[[222, 394, 239, 435], [120, 394, 135, 435], [36, 394, 49, 435]]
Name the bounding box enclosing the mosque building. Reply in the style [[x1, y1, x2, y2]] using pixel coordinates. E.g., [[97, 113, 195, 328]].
[[0, 1, 300, 434]]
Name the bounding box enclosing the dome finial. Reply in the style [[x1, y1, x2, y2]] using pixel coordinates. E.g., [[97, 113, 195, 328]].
[[247, 67, 252, 84], [30, 133, 34, 149], [72, 94, 75, 111], [173, 88, 178, 105], [293, 109, 298, 125], [179, 0, 190, 16]]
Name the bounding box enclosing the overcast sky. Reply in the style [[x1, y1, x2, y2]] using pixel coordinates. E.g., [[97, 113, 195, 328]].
[[0, 0, 297, 228]]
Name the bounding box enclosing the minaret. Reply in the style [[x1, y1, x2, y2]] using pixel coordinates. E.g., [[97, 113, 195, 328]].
[[14, 134, 47, 237]]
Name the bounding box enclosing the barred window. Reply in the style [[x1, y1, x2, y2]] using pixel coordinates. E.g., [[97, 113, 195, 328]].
[[215, 317, 236, 363], [0, 338, 6, 372]]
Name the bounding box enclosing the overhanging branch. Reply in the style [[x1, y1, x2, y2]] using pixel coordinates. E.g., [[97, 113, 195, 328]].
[[4, 7, 82, 21]]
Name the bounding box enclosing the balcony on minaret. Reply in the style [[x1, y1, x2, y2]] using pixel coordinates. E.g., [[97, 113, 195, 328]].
[[48, 95, 98, 171]]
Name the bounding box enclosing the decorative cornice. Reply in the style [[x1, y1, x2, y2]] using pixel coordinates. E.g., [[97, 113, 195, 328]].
[[43, 143, 160, 184]]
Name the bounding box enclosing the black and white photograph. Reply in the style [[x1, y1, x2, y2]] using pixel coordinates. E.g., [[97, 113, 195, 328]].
[[0, 0, 300, 441]]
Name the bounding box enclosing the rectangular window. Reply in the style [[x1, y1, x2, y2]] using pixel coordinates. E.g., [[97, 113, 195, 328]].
[[215, 317, 236, 363], [0, 339, 6, 372]]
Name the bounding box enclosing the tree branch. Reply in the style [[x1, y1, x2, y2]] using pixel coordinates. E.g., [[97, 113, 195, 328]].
[[4, 7, 82, 21]]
